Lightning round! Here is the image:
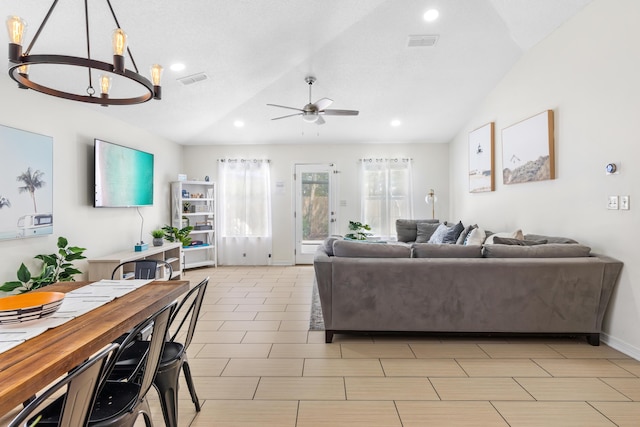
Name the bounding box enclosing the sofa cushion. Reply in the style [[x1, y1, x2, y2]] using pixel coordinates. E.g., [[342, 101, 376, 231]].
[[415, 222, 441, 243], [442, 221, 465, 244], [412, 243, 482, 258], [333, 239, 411, 258], [523, 234, 579, 244], [493, 237, 548, 246], [484, 229, 524, 244], [322, 235, 342, 256], [396, 219, 440, 242], [482, 243, 592, 258], [464, 227, 486, 245]]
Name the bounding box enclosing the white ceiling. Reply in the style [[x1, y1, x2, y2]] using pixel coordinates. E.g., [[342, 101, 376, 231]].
[[3, 0, 593, 145]]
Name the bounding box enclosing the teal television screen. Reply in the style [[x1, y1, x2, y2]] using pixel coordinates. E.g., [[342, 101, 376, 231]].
[[94, 139, 154, 207]]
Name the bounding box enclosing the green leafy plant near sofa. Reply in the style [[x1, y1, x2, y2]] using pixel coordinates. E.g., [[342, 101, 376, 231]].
[[0, 236, 86, 294], [345, 221, 372, 240]]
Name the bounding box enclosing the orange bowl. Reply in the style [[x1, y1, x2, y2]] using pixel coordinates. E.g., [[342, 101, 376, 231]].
[[0, 292, 65, 324]]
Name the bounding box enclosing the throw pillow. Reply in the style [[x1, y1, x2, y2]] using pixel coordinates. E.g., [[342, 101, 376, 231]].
[[484, 229, 524, 245], [415, 222, 441, 243], [464, 227, 486, 245], [395, 219, 439, 242], [456, 224, 477, 245], [427, 223, 451, 244], [493, 237, 547, 246], [442, 221, 465, 244], [523, 234, 579, 244]]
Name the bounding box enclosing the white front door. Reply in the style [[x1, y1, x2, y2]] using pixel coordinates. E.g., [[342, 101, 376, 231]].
[[294, 163, 336, 264]]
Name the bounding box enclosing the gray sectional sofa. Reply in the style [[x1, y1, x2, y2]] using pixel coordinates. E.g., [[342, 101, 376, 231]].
[[313, 233, 623, 345]]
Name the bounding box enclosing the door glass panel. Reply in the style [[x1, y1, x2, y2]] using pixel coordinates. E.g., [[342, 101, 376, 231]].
[[301, 172, 329, 242]]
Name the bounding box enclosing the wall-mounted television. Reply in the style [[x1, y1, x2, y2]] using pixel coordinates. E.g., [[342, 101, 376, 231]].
[[94, 139, 154, 207]]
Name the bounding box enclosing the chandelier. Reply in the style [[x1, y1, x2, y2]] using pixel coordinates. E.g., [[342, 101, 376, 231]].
[[6, 0, 162, 106]]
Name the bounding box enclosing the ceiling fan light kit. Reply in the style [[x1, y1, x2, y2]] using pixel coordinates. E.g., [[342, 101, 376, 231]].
[[6, 0, 163, 106], [267, 76, 359, 125]]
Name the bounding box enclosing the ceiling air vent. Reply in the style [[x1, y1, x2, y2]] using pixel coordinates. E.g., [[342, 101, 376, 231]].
[[407, 35, 439, 48], [177, 72, 209, 86]]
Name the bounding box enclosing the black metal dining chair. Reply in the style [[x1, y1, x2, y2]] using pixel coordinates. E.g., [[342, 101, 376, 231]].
[[109, 277, 209, 427], [30, 301, 176, 427], [8, 343, 120, 427], [111, 259, 173, 280]]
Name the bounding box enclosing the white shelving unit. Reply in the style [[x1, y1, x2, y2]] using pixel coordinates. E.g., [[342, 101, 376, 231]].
[[87, 242, 183, 281], [171, 180, 217, 269]]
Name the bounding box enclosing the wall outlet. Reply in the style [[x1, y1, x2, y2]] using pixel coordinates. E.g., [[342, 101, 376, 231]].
[[620, 195, 630, 210], [607, 195, 619, 210]]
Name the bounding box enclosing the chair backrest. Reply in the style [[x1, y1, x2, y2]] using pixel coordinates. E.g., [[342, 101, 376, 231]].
[[169, 277, 209, 350], [9, 343, 120, 427], [136, 302, 175, 400], [111, 259, 173, 280]]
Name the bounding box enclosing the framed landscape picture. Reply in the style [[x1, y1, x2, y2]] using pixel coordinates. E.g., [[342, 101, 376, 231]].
[[468, 122, 494, 193], [0, 124, 53, 240], [502, 110, 555, 185]]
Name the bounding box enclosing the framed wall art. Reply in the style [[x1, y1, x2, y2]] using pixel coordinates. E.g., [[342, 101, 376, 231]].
[[0, 124, 53, 240], [502, 110, 555, 185], [468, 122, 494, 193]]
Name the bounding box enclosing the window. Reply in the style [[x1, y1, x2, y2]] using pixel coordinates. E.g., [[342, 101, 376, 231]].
[[360, 158, 413, 239]]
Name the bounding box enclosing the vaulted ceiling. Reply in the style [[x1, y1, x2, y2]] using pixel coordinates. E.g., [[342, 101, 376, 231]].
[[3, 0, 593, 145]]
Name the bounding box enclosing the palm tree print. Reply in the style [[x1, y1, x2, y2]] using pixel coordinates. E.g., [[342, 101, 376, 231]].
[[16, 167, 45, 212]]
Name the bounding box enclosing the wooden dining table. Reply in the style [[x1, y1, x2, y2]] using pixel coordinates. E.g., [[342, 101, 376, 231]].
[[0, 279, 189, 417]]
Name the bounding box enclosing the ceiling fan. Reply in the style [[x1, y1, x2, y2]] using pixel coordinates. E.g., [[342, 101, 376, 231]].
[[267, 76, 359, 125]]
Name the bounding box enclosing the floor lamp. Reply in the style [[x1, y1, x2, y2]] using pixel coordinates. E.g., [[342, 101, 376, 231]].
[[425, 189, 437, 219]]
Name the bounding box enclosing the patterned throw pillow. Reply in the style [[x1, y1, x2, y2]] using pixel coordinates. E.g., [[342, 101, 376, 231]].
[[427, 223, 451, 244]]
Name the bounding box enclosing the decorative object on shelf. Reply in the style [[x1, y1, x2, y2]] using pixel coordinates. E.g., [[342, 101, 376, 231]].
[[0, 236, 86, 294], [6, 1, 162, 105], [162, 224, 194, 247], [0, 291, 65, 324], [425, 189, 437, 219], [182, 189, 190, 198], [151, 229, 165, 247], [178, 174, 187, 181], [134, 242, 149, 252], [468, 122, 495, 193], [345, 221, 372, 240], [205, 175, 210, 182], [502, 110, 555, 185], [183, 202, 192, 213]]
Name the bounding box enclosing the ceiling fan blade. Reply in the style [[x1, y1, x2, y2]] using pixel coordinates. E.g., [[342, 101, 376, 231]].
[[315, 115, 326, 125], [271, 113, 303, 121], [321, 109, 359, 116], [314, 97, 333, 111], [267, 103, 304, 112]]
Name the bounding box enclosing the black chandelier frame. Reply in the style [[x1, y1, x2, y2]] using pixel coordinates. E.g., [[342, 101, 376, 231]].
[[7, 0, 161, 105]]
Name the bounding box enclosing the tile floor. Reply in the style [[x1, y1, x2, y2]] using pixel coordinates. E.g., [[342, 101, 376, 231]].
[[2, 265, 640, 427]]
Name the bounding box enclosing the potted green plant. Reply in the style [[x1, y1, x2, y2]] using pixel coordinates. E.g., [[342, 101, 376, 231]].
[[345, 221, 372, 240], [151, 229, 165, 247], [162, 224, 194, 247], [0, 236, 86, 294]]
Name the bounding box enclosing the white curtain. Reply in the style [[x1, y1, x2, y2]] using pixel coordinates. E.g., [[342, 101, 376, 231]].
[[218, 159, 272, 265], [360, 158, 413, 240]]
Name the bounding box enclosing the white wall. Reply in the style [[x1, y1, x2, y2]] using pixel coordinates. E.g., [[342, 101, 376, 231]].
[[0, 76, 182, 283], [184, 143, 449, 265], [449, 0, 640, 356]]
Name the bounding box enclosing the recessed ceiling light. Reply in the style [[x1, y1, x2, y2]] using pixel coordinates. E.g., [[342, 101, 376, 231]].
[[391, 119, 402, 127], [423, 9, 439, 22], [170, 63, 185, 72], [234, 120, 245, 128]]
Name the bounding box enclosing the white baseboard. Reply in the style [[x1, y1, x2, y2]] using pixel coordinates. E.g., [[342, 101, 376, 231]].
[[602, 333, 640, 360], [271, 260, 294, 266]]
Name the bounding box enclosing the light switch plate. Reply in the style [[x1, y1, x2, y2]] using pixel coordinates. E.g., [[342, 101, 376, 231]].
[[608, 195, 619, 210], [620, 195, 630, 210]]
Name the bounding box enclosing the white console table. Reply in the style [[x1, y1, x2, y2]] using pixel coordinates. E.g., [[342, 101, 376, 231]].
[[87, 242, 183, 281]]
